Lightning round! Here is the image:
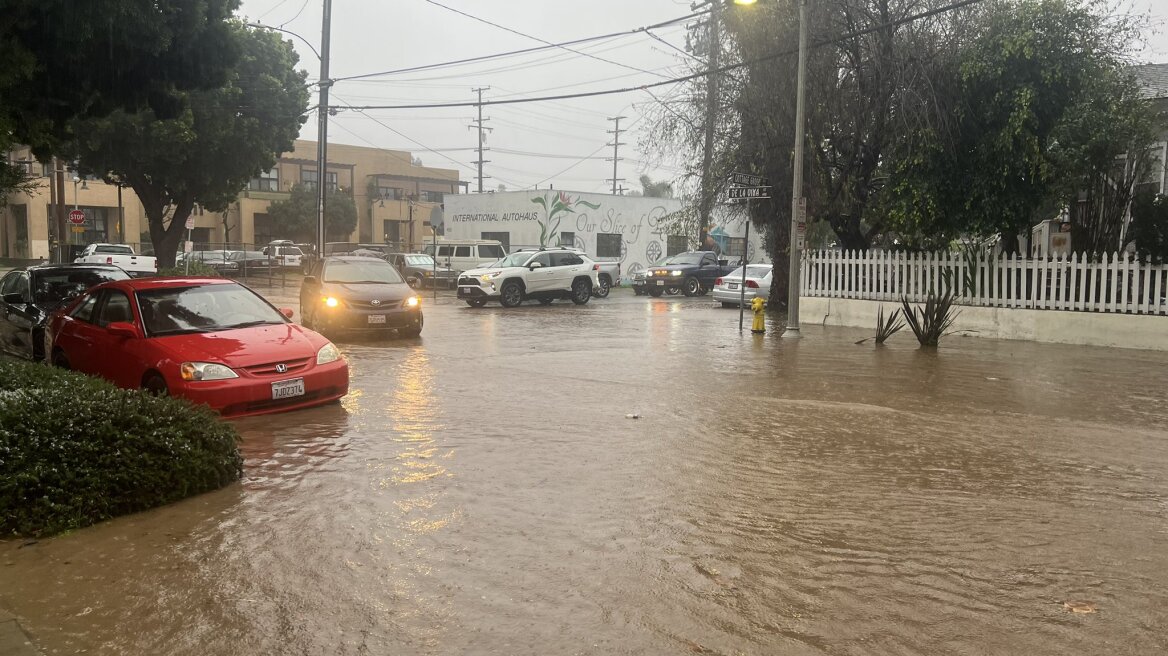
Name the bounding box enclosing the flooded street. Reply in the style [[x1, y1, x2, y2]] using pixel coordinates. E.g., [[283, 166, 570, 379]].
[[4, 289, 1168, 655]]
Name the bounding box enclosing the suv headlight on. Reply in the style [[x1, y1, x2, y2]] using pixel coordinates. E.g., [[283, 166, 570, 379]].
[[479, 270, 503, 281], [671, 270, 683, 277], [180, 362, 238, 381], [317, 342, 342, 365]]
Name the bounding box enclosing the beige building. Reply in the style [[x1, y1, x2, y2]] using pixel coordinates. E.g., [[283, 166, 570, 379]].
[[1, 140, 464, 260]]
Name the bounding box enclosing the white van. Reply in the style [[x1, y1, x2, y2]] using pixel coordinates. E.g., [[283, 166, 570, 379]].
[[422, 239, 507, 273]]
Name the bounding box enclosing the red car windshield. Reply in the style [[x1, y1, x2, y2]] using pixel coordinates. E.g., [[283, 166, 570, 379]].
[[136, 284, 287, 336]]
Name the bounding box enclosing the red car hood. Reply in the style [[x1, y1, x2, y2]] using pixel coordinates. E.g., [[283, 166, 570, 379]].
[[152, 323, 327, 367]]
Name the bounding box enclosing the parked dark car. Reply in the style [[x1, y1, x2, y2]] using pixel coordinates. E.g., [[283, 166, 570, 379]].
[[299, 256, 423, 338], [177, 250, 241, 275], [227, 250, 277, 275], [387, 252, 457, 289], [0, 263, 130, 361]]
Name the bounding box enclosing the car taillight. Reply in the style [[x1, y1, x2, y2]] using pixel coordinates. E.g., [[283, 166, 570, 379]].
[[746, 280, 760, 288], [715, 277, 723, 285], [106, 256, 113, 264]]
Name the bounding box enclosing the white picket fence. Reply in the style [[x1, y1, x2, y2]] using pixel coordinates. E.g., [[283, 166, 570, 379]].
[[801, 250, 1168, 315]]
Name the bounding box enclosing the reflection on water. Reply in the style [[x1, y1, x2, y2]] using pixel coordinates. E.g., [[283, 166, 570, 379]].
[[3, 295, 1168, 655]]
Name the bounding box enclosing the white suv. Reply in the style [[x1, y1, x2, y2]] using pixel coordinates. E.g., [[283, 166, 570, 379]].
[[457, 249, 600, 308]]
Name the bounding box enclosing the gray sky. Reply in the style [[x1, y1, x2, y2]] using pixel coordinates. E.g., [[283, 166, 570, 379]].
[[237, 0, 1168, 196]]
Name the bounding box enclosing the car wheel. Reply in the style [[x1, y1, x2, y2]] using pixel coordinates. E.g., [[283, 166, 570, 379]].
[[51, 349, 70, 370], [143, 373, 169, 396], [538, 298, 555, 306], [399, 314, 423, 338], [666, 287, 681, 296], [406, 277, 421, 289], [648, 288, 664, 297], [593, 275, 611, 298], [500, 281, 524, 308], [683, 277, 702, 297], [571, 278, 592, 305], [465, 298, 487, 308]]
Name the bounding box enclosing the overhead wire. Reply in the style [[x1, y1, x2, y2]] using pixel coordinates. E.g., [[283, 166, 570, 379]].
[[343, 0, 991, 111]]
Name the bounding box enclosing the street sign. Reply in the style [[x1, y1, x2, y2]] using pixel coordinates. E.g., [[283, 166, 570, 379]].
[[727, 186, 771, 200], [797, 221, 807, 235], [730, 172, 767, 187], [185, 216, 195, 230], [429, 205, 444, 234], [797, 197, 807, 223], [184, 240, 194, 253], [68, 209, 85, 225]]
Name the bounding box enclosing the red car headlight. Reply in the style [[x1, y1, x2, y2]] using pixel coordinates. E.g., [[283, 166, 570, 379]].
[[180, 362, 239, 381]]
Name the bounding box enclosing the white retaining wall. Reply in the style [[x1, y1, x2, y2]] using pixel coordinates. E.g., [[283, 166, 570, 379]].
[[801, 296, 1168, 351]]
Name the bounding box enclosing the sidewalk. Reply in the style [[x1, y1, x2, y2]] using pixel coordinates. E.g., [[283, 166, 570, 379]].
[[0, 608, 40, 656]]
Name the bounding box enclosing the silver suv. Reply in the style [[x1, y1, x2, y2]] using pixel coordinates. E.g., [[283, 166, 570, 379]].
[[456, 248, 600, 308]]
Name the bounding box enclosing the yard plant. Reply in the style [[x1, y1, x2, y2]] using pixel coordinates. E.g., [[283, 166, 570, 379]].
[[0, 359, 242, 537], [901, 290, 961, 347]]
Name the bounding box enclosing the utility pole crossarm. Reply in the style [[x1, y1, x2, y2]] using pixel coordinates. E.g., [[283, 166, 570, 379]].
[[473, 87, 491, 193], [607, 115, 627, 195]]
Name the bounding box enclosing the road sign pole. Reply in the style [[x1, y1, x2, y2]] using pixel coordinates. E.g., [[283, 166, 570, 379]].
[[739, 218, 749, 331]]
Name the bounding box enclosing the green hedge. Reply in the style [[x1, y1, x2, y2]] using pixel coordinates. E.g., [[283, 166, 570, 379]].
[[157, 261, 223, 277], [0, 359, 243, 537]]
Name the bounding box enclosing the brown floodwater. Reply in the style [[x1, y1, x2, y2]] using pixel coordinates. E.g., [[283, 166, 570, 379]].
[[3, 290, 1168, 655]]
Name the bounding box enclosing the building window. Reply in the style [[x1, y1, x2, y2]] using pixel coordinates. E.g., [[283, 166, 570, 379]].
[[667, 235, 688, 256], [378, 186, 403, 200], [249, 167, 279, 191], [301, 170, 337, 191], [421, 190, 444, 203], [597, 233, 622, 258], [559, 231, 575, 247], [481, 231, 510, 252], [725, 237, 745, 257]]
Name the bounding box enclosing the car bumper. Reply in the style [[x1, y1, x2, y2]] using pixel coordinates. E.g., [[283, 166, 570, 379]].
[[314, 304, 423, 332], [644, 278, 683, 291], [457, 283, 498, 300], [712, 287, 764, 304], [178, 359, 350, 418]]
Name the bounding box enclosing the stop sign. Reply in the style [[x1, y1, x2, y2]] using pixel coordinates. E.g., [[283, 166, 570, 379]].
[[68, 209, 86, 225]]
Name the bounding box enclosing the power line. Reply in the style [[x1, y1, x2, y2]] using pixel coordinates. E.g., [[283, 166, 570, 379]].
[[342, 0, 990, 111], [331, 10, 707, 83], [421, 0, 673, 80]]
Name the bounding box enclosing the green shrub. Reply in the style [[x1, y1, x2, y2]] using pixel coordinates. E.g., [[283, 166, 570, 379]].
[[157, 261, 223, 277], [0, 359, 242, 537]]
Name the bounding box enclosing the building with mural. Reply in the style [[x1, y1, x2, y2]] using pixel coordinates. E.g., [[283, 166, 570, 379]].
[[443, 190, 769, 280]]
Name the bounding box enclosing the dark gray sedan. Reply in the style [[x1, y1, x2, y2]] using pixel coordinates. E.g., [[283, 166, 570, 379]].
[[0, 263, 130, 361], [387, 252, 457, 289]]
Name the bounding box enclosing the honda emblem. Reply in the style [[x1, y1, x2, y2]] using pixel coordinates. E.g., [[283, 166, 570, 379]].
[[275, 363, 288, 373]]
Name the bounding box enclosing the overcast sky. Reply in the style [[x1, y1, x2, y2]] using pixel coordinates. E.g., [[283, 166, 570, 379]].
[[236, 0, 1168, 196]]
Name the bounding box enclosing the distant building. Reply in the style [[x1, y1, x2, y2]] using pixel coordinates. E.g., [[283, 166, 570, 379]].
[[1133, 63, 1168, 198], [0, 139, 465, 259]]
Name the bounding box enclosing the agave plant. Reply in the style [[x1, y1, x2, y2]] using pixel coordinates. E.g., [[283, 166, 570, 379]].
[[901, 290, 960, 347], [874, 306, 905, 344]]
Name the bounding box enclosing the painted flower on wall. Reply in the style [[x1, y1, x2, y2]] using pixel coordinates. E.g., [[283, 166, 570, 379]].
[[531, 191, 601, 247]]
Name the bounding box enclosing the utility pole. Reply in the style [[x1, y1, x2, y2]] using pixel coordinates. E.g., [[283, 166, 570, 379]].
[[697, 0, 721, 247], [782, 0, 808, 339], [606, 116, 627, 195], [315, 0, 333, 259], [471, 87, 492, 193]]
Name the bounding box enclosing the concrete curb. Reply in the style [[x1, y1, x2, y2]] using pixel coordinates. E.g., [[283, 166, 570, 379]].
[[0, 609, 40, 656]]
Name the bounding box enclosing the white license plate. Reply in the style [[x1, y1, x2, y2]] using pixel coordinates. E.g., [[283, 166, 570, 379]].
[[368, 314, 386, 324], [657, 280, 665, 286], [271, 378, 305, 400], [729, 283, 738, 290]]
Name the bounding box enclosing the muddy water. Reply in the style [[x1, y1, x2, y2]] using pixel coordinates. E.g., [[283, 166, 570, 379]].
[[3, 292, 1168, 655]]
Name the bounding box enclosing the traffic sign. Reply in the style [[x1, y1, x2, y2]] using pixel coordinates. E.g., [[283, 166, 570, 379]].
[[730, 172, 767, 187], [185, 216, 195, 230], [68, 209, 86, 225], [727, 186, 771, 200]]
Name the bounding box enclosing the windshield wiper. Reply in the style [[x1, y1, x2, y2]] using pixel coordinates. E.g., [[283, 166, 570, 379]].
[[150, 327, 214, 336], [225, 320, 285, 329], [326, 280, 390, 284]]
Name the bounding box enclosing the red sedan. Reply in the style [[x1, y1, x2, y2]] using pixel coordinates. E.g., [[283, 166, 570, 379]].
[[45, 277, 349, 418]]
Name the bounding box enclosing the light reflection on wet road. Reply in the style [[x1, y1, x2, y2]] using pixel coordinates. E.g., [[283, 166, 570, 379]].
[[3, 289, 1168, 655]]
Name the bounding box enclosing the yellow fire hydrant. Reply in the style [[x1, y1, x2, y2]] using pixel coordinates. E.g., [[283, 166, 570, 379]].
[[750, 296, 766, 334]]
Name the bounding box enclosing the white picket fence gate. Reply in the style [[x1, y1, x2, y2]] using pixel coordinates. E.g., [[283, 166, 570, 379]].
[[801, 250, 1168, 316]]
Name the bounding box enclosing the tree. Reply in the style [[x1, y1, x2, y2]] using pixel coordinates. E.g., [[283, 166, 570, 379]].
[[0, 0, 240, 193], [886, 0, 1152, 254], [266, 184, 358, 243], [65, 23, 309, 267], [1127, 192, 1168, 263], [639, 174, 675, 198]]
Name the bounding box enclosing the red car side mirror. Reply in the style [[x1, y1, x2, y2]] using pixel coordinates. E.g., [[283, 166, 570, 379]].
[[280, 308, 295, 319], [107, 322, 139, 339]]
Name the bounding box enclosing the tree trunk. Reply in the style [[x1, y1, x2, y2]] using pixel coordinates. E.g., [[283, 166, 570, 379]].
[[134, 178, 194, 268]]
